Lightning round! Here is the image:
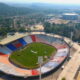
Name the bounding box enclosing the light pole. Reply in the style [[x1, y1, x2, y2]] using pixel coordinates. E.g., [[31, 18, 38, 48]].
[[70, 32, 73, 48], [38, 56, 43, 80], [39, 63, 42, 80], [24, 74, 28, 79], [71, 32, 73, 41], [68, 32, 74, 60]]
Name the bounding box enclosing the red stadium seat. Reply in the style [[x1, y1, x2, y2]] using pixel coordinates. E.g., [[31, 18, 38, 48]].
[[36, 36, 49, 44], [12, 40, 23, 48], [30, 35, 36, 42], [0, 52, 8, 57], [32, 70, 39, 75], [0, 52, 4, 55], [14, 43, 22, 48]]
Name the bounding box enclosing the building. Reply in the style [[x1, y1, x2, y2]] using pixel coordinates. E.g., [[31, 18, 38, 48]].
[[62, 13, 79, 20]]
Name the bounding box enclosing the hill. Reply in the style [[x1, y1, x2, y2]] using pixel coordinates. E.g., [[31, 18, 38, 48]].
[[0, 3, 35, 16]]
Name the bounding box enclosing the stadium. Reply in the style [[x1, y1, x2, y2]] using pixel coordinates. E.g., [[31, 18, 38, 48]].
[[0, 32, 69, 79]]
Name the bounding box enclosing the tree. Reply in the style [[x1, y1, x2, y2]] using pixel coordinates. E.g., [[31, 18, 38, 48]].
[[18, 27, 26, 32], [62, 77, 66, 80]]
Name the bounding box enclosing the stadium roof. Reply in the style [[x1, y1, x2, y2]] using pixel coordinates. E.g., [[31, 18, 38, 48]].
[[63, 13, 78, 16], [0, 32, 28, 45]]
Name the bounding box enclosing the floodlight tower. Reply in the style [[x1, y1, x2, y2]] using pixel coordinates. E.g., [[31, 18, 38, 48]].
[[38, 56, 43, 80], [67, 31, 73, 61], [71, 32, 73, 41], [49, 23, 53, 43], [70, 31, 74, 48]]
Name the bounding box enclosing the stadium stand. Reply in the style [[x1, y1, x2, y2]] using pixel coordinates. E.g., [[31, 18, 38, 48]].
[[52, 56, 66, 63], [44, 61, 59, 69], [12, 40, 23, 48], [6, 43, 17, 51], [0, 46, 11, 54], [23, 36, 32, 43], [3, 46, 12, 54], [0, 52, 5, 55], [36, 34, 57, 43], [36, 36, 49, 44], [30, 35, 36, 42], [32, 70, 39, 76], [18, 38, 27, 46], [6, 38, 27, 51], [0, 52, 8, 57], [37, 66, 51, 73], [55, 52, 68, 57]]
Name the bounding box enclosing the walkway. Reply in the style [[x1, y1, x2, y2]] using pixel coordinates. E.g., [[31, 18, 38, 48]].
[[57, 37, 80, 80]]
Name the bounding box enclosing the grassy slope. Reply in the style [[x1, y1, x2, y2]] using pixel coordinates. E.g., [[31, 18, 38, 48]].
[[10, 42, 56, 69]]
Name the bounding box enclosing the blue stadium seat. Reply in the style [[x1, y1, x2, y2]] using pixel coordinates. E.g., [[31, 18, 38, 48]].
[[6, 43, 17, 51], [18, 38, 27, 46]]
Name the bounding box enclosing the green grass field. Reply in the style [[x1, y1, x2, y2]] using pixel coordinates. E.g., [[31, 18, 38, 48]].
[[10, 42, 56, 69]]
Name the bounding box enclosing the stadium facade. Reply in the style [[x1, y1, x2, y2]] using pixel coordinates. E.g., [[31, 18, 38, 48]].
[[62, 13, 78, 20]]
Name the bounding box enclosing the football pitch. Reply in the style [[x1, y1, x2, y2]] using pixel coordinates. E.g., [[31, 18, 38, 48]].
[[10, 42, 56, 69]]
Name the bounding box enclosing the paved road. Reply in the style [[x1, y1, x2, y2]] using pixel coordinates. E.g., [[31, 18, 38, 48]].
[[57, 37, 80, 80]]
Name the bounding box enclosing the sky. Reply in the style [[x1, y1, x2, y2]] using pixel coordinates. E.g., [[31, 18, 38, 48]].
[[0, 0, 80, 5]]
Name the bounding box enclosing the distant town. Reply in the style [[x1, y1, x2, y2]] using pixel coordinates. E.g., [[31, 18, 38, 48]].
[[0, 3, 80, 43]]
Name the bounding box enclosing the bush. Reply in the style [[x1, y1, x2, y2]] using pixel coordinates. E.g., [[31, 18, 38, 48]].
[[62, 77, 66, 80]]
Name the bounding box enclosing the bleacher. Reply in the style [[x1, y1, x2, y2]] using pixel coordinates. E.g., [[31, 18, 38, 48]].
[[0, 36, 32, 52], [0, 62, 23, 76], [44, 61, 59, 68], [35, 36, 49, 44], [36, 34, 64, 44], [30, 35, 36, 42], [23, 36, 32, 43], [6, 43, 17, 51], [3, 46, 12, 53], [18, 38, 27, 46], [12, 40, 23, 48], [0, 52, 4, 55], [6, 38, 27, 51], [0, 46, 12, 54]]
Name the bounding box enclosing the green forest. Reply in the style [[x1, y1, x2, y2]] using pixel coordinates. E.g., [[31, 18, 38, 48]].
[[44, 22, 80, 42]]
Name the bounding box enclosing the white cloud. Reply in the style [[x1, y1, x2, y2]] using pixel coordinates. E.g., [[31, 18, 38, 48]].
[[0, 0, 80, 4]]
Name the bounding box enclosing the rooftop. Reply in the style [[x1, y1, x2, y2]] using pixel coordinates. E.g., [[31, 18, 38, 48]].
[[0, 32, 28, 45], [63, 13, 78, 16]]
